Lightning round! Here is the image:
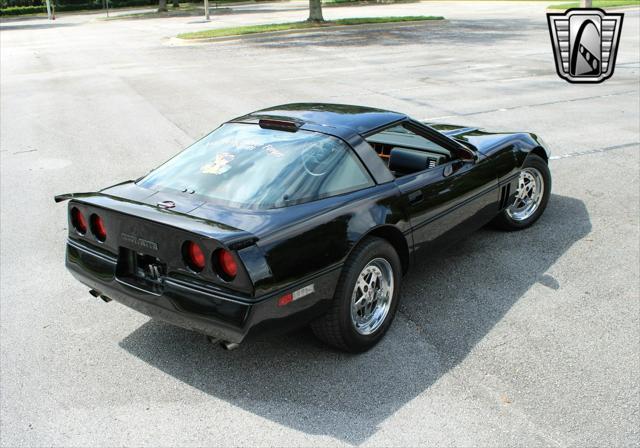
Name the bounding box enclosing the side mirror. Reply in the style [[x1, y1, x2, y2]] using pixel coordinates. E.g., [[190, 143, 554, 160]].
[[462, 154, 478, 164], [443, 160, 466, 177], [455, 143, 477, 164]]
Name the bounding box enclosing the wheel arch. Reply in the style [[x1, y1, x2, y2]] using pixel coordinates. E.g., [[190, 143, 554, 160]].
[[351, 225, 410, 275], [530, 146, 549, 163]]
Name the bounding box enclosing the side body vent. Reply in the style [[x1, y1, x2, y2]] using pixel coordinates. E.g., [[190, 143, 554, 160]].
[[499, 183, 512, 210]]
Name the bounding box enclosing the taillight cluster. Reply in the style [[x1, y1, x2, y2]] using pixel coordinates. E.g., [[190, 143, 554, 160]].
[[183, 241, 206, 272], [182, 240, 238, 281], [71, 207, 87, 234], [70, 206, 237, 282], [214, 248, 238, 281], [71, 207, 107, 242], [90, 214, 107, 242]]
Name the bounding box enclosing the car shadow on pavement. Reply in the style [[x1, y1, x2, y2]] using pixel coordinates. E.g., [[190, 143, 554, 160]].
[[120, 193, 591, 444]]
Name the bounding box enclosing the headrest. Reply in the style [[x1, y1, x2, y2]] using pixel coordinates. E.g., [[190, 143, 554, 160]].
[[389, 147, 433, 174]]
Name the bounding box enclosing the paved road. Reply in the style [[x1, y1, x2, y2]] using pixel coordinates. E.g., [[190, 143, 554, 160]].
[[1, 2, 639, 446]]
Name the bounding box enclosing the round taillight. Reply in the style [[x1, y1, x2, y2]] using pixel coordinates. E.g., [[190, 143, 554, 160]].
[[183, 241, 205, 272], [90, 214, 107, 242], [214, 248, 237, 281], [71, 207, 87, 234]]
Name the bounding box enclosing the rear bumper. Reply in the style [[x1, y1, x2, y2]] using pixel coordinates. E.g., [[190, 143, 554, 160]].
[[66, 240, 340, 343]]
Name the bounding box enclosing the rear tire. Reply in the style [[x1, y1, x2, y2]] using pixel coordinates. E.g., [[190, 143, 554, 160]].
[[311, 237, 402, 353], [492, 154, 551, 231]]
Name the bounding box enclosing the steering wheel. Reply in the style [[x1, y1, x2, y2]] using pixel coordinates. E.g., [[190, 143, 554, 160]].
[[301, 142, 335, 177]]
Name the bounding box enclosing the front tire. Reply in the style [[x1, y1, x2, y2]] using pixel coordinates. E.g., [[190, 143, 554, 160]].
[[311, 237, 402, 353], [492, 154, 551, 231]]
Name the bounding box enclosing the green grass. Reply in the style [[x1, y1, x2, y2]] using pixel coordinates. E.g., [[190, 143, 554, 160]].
[[548, 0, 639, 9], [178, 15, 443, 39]]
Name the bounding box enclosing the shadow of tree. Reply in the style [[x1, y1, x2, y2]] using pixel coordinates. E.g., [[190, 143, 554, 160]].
[[242, 18, 542, 50], [120, 194, 590, 444], [0, 22, 78, 31]]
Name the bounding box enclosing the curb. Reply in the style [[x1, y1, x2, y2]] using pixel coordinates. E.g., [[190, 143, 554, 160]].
[[170, 18, 445, 45]]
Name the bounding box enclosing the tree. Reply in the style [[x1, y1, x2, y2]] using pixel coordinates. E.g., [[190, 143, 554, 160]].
[[173, 0, 179, 7], [158, 0, 167, 12], [308, 0, 323, 22]]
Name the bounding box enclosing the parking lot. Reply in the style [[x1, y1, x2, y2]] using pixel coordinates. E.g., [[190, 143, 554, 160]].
[[1, 1, 639, 446]]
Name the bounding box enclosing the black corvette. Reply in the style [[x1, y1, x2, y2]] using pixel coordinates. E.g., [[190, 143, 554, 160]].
[[57, 104, 551, 352]]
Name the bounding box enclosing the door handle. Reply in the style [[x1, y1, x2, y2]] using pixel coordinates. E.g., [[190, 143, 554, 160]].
[[408, 191, 424, 205]]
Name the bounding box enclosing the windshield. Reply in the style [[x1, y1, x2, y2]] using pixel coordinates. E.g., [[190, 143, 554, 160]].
[[138, 123, 374, 209]]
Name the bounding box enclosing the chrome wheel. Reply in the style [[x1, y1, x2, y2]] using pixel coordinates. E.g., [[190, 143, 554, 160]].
[[507, 167, 545, 222], [350, 258, 394, 335]]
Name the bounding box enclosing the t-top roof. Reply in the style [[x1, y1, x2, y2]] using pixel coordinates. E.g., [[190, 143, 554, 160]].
[[233, 103, 407, 136]]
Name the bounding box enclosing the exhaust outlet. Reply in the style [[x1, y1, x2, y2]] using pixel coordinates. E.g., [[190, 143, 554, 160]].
[[206, 336, 239, 350], [99, 295, 112, 303], [220, 341, 240, 351], [89, 289, 100, 298]]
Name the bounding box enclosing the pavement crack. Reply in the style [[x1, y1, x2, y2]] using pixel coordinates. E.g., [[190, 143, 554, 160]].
[[550, 142, 639, 160], [423, 90, 638, 121], [12, 148, 38, 155]]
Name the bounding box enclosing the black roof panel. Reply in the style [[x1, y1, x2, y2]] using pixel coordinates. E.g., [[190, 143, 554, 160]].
[[234, 103, 406, 136]]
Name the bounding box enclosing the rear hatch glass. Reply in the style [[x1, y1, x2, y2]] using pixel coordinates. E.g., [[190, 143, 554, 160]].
[[138, 123, 373, 209]]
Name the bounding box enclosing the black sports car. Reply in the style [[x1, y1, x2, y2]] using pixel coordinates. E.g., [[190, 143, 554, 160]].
[[57, 104, 551, 352]]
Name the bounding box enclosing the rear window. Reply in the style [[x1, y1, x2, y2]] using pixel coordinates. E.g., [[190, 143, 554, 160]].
[[138, 123, 374, 209]]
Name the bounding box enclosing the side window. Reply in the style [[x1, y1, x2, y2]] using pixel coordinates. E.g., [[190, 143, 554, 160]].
[[365, 124, 451, 177]]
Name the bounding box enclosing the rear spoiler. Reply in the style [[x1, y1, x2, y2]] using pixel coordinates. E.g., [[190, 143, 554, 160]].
[[54, 192, 259, 250], [55, 192, 99, 203]]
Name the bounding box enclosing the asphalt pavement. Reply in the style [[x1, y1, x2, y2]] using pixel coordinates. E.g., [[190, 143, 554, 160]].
[[1, 1, 639, 446]]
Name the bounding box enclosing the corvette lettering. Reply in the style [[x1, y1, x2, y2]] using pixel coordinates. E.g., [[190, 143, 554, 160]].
[[120, 233, 159, 251]]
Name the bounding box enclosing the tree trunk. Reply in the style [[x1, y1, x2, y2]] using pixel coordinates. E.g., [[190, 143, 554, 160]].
[[172, 0, 179, 7], [308, 0, 323, 22], [158, 0, 167, 12], [580, 0, 592, 6]]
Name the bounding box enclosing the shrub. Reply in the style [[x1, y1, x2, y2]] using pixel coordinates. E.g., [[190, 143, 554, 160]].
[[1, 0, 157, 14], [0, 5, 46, 14]]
